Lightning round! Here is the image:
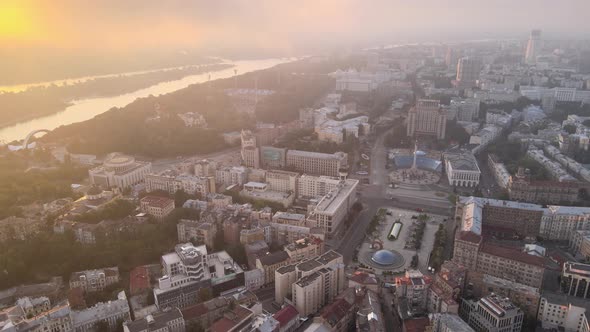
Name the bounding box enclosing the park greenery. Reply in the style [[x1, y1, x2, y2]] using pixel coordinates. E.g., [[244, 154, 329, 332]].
[[42, 56, 362, 158], [0, 151, 87, 219], [429, 224, 448, 271], [0, 220, 178, 289], [73, 199, 136, 224], [276, 129, 359, 154]]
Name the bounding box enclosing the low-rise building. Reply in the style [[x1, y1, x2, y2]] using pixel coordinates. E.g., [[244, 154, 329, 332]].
[[72, 291, 131, 332], [15, 296, 51, 317], [429, 313, 474, 332], [240, 182, 295, 208], [123, 309, 185, 332], [140, 196, 175, 221], [177, 219, 217, 248], [89, 153, 151, 189], [537, 292, 590, 332], [443, 150, 481, 188], [69, 267, 120, 293]]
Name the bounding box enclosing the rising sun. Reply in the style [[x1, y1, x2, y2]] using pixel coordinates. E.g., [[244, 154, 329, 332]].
[[0, 3, 35, 40]]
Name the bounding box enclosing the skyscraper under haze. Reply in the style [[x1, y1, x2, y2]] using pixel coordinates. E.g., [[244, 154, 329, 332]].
[[525, 29, 541, 64]]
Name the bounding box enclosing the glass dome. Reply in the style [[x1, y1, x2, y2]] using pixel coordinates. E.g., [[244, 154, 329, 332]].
[[371, 249, 399, 266]]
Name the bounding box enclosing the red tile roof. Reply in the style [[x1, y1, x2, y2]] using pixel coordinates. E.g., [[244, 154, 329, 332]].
[[129, 266, 150, 295], [273, 305, 299, 327], [456, 231, 482, 244], [403, 317, 430, 332], [480, 243, 546, 267]]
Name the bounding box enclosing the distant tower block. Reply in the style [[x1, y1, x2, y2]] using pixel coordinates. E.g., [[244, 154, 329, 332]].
[[525, 29, 541, 64]]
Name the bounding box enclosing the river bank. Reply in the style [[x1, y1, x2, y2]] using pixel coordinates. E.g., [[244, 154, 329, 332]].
[[0, 63, 233, 132]]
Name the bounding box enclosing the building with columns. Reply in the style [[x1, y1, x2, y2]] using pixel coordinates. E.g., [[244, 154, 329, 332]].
[[443, 151, 481, 187]]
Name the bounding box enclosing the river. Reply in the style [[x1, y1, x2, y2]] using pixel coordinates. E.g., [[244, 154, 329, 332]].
[[0, 58, 291, 143]]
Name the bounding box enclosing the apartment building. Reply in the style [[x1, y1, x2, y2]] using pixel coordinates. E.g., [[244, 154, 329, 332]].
[[255, 251, 291, 285], [215, 166, 248, 188], [69, 267, 120, 293], [145, 171, 215, 197], [286, 150, 347, 177], [453, 232, 545, 288], [396, 270, 431, 315], [177, 219, 217, 248], [426, 261, 466, 315], [274, 251, 345, 317], [140, 196, 175, 221], [284, 237, 324, 263], [72, 291, 131, 332]]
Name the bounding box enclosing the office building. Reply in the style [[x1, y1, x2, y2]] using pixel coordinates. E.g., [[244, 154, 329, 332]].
[[460, 294, 523, 332], [260, 146, 287, 169], [561, 262, 590, 299], [69, 267, 120, 293], [306, 179, 358, 234], [525, 30, 541, 64], [241, 130, 260, 168], [89, 153, 151, 189], [297, 175, 342, 199], [123, 309, 185, 332], [456, 57, 481, 88], [571, 230, 590, 261], [265, 170, 299, 194], [154, 243, 244, 309], [406, 99, 447, 139], [443, 150, 481, 188], [537, 292, 590, 332], [286, 150, 348, 177]]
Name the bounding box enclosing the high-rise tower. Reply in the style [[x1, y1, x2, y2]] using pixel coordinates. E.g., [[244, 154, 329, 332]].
[[525, 29, 541, 64]]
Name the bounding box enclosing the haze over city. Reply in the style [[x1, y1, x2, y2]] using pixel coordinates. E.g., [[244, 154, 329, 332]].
[[2, 2, 590, 332]]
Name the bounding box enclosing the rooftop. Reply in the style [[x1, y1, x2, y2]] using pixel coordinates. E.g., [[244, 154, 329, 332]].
[[124, 308, 183, 332], [273, 305, 299, 327], [480, 242, 546, 267], [140, 196, 175, 209]]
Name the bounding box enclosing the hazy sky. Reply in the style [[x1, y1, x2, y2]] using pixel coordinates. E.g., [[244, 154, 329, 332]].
[[1, 0, 589, 54]]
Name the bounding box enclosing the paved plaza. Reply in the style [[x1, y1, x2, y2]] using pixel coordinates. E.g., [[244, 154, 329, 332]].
[[389, 168, 441, 185], [357, 207, 444, 276]]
